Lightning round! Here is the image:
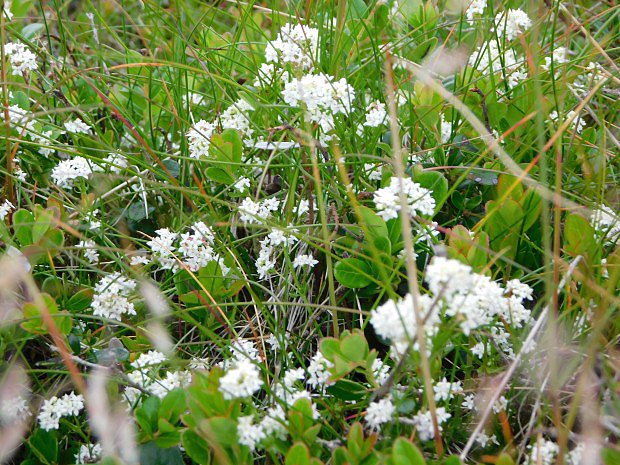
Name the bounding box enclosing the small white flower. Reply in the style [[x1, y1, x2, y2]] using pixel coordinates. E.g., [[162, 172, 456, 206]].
[[265, 23, 320, 69], [76, 239, 99, 264], [433, 377, 463, 402], [465, 0, 486, 22], [1, 395, 30, 423], [75, 443, 102, 465], [219, 359, 263, 399], [0, 199, 15, 221], [91, 272, 137, 321], [64, 119, 92, 134], [4, 41, 37, 75], [131, 350, 167, 369], [366, 397, 395, 429], [527, 438, 559, 465], [186, 120, 216, 159], [237, 415, 266, 451], [130, 254, 150, 266], [51, 156, 94, 188], [494, 9, 532, 41], [293, 253, 318, 269], [2, 1, 13, 21], [412, 407, 451, 441], [37, 392, 84, 431], [234, 177, 251, 193], [363, 100, 387, 128], [307, 352, 333, 389], [471, 341, 486, 359], [475, 432, 498, 448], [373, 176, 436, 221]]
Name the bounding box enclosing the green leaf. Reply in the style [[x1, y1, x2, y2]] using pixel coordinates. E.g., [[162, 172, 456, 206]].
[[339, 331, 369, 363], [326, 379, 367, 401], [391, 438, 425, 465], [139, 442, 184, 465], [221, 129, 243, 164], [285, 442, 311, 465], [13, 209, 35, 245], [319, 338, 341, 361], [135, 396, 161, 437], [32, 208, 54, 243], [334, 258, 372, 288], [496, 453, 516, 465], [182, 430, 211, 465], [160, 389, 186, 423], [162, 159, 181, 178], [199, 417, 237, 447], [564, 213, 596, 257], [603, 447, 620, 465], [357, 206, 388, 241], [28, 429, 58, 465], [126, 202, 155, 222], [205, 167, 235, 184]]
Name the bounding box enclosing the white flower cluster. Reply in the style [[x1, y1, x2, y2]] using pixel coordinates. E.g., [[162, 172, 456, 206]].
[[219, 347, 263, 400], [238, 197, 280, 224], [548, 109, 585, 134], [373, 176, 436, 221], [425, 257, 532, 350], [465, 0, 486, 22], [370, 293, 439, 354], [236, 354, 321, 451], [527, 438, 559, 465], [591, 205, 620, 244], [542, 46, 568, 72], [292, 253, 318, 269], [220, 99, 255, 139], [186, 120, 216, 159], [265, 23, 319, 69], [146, 221, 228, 273], [64, 119, 92, 134], [75, 443, 102, 465], [0, 394, 30, 424], [365, 397, 395, 430], [363, 100, 387, 128], [433, 377, 463, 402], [37, 392, 84, 431], [307, 351, 334, 389], [0, 199, 15, 221], [412, 407, 451, 441], [91, 272, 137, 321], [0, 104, 36, 134], [76, 239, 99, 264], [125, 351, 192, 404], [494, 9, 532, 41], [469, 40, 527, 91], [4, 41, 37, 75], [370, 257, 533, 358], [282, 73, 355, 134], [50, 156, 94, 188]]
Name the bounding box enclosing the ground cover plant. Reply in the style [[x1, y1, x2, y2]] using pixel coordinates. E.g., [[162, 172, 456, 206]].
[[0, 0, 618, 464]]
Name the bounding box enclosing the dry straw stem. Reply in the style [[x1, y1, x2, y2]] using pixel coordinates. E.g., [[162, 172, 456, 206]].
[[384, 51, 444, 456], [459, 255, 582, 460], [87, 368, 139, 465], [0, 364, 29, 463]]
